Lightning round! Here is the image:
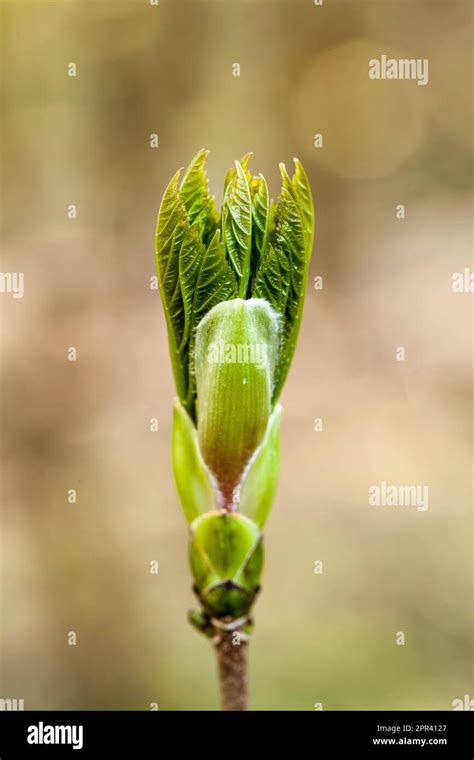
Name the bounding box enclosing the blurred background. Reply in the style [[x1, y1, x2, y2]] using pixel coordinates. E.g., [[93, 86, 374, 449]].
[[1, 0, 472, 710]]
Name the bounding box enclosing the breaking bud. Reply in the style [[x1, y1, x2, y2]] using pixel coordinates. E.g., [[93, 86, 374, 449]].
[[194, 298, 280, 508], [155, 149, 314, 683]]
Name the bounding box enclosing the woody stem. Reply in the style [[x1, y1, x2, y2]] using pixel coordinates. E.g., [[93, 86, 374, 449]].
[[214, 630, 248, 711]]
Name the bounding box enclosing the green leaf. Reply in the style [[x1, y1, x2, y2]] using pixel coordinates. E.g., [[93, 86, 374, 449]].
[[253, 241, 290, 315], [192, 230, 238, 332], [250, 173, 270, 278], [172, 398, 217, 523], [180, 149, 220, 243], [178, 225, 206, 353], [268, 160, 314, 401], [224, 155, 268, 281], [221, 161, 253, 297], [156, 159, 237, 415], [238, 404, 281, 528], [182, 229, 238, 415], [156, 152, 313, 416], [194, 298, 280, 507], [155, 168, 188, 401], [224, 152, 253, 193], [179, 148, 208, 221], [292, 158, 314, 249]]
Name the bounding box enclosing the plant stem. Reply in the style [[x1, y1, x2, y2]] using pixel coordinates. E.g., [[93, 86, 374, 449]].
[[214, 630, 248, 710]]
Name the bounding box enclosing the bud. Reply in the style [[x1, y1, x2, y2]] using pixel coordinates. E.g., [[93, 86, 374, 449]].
[[194, 298, 280, 508], [172, 395, 282, 529], [156, 150, 314, 640], [189, 511, 263, 619]]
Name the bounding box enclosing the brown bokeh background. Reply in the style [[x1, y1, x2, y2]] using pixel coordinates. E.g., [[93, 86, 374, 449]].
[[1, 0, 472, 709]]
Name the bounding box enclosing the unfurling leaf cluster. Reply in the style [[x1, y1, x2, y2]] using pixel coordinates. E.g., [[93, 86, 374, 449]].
[[155, 149, 314, 420], [155, 150, 314, 623]]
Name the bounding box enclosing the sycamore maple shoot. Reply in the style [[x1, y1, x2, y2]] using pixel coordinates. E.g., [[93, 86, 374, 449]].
[[155, 149, 314, 704]]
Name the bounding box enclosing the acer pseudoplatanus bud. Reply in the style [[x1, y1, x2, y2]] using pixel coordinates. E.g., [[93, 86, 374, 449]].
[[155, 149, 314, 709]]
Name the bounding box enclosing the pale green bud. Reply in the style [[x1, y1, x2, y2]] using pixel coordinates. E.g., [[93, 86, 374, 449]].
[[194, 298, 280, 508]]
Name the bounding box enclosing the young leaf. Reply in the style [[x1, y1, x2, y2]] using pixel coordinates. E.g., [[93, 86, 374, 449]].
[[224, 152, 253, 193], [252, 241, 290, 315], [155, 168, 188, 400], [221, 161, 253, 297], [250, 173, 269, 277], [292, 158, 314, 249], [179, 149, 209, 221], [192, 229, 238, 330], [178, 225, 206, 353], [268, 161, 314, 401], [184, 229, 238, 415], [180, 149, 219, 242]]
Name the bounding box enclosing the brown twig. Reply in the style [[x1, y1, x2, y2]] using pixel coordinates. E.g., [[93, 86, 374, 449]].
[[213, 629, 248, 710]]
